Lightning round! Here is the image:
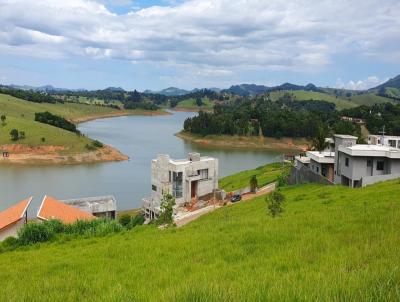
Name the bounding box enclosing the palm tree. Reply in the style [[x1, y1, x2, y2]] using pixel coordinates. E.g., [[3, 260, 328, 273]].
[[312, 127, 329, 153]]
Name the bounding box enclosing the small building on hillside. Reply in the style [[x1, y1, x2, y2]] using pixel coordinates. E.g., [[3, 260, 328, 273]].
[[143, 152, 219, 220], [62, 195, 117, 219], [0, 197, 32, 241], [37, 195, 96, 224]]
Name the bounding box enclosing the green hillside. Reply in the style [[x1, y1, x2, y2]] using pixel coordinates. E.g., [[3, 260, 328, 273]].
[[269, 90, 357, 110], [1, 180, 399, 301], [0, 93, 155, 154], [350, 92, 396, 106], [219, 162, 285, 192], [176, 97, 214, 110]]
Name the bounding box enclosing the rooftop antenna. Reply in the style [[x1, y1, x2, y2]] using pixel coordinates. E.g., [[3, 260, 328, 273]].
[[379, 125, 386, 145]]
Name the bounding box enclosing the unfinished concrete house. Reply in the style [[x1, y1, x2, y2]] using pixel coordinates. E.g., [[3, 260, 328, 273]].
[[62, 196, 117, 219], [143, 152, 218, 220]]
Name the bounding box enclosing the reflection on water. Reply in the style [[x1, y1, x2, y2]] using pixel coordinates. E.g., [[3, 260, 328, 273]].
[[0, 111, 284, 215]]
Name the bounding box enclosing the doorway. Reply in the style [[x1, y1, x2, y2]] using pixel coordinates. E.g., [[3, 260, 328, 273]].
[[191, 181, 198, 198]]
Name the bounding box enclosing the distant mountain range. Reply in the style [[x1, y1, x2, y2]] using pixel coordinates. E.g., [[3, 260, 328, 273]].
[[3, 74, 399, 97]]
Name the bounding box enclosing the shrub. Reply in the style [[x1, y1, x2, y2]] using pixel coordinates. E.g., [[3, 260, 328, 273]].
[[266, 190, 285, 218], [128, 214, 145, 229], [250, 175, 258, 193], [88, 220, 123, 237], [18, 223, 54, 245], [157, 194, 176, 225], [118, 214, 132, 227], [10, 129, 19, 141], [1, 236, 19, 249], [92, 140, 104, 148], [277, 165, 290, 188], [43, 219, 65, 234]]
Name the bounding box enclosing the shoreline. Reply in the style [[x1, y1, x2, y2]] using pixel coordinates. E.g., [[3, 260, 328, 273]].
[[170, 107, 212, 113], [176, 131, 309, 152], [0, 109, 169, 166], [0, 144, 129, 165], [71, 109, 170, 124]]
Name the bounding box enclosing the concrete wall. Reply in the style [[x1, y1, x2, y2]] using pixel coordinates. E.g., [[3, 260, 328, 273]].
[[333, 136, 357, 184], [338, 153, 400, 186], [361, 173, 400, 187], [0, 220, 24, 242], [289, 166, 333, 186]]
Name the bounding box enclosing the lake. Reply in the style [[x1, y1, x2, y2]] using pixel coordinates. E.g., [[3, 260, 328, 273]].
[[0, 111, 283, 215]]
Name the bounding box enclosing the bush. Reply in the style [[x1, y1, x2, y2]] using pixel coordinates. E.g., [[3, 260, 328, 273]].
[[128, 214, 145, 229], [1, 236, 19, 249], [266, 190, 285, 218], [43, 219, 65, 234], [18, 223, 54, 245], [92, 140, 104, 148], [10, 128, 19, 141], [118, 214, 132, 227]]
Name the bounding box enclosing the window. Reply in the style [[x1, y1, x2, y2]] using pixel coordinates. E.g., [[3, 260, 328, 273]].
[[316, 166, 319, 173], [389, 140, 396, 147], [169, 171, 171, 182], [367, 159, 372, 167], [377, 161, 385, 171], [152, 184, 157, 191], [345, 157, 349, 167], [172, 172, 183, 198], [198, 169, 209, 180]]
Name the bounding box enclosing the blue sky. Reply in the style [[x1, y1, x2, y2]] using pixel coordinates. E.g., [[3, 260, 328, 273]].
[[0, 0, 399, 91]]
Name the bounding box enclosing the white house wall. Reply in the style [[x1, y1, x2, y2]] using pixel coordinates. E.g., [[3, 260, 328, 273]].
[[0, 220, 24, 242]]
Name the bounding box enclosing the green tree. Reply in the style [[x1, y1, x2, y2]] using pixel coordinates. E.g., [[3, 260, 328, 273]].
[[311, 127, 329, 153], [19, 131, 25, 139], [266, 190, 285, 218], [158, 193, 176, 225], [1, 115, 6, 125], [250, 175, 258, 193], [10, 129, 19, 141], [195, 97, 203, 107]]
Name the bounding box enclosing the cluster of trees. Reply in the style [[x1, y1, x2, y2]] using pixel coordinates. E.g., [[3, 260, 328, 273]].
[[0, 87, 58, 103], [183, 96, 360, 139], [342, 103, 400, 135], [9, 129, 25, 141], [35, 111, 79, 133]]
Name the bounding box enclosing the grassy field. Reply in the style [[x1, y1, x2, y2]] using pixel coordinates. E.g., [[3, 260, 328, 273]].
[[176, 97, 214, 110], [269, 90, 358, 110], [1, 180, 399, 301], [219, 162, 285, 192], [350, 93, 395, 106]]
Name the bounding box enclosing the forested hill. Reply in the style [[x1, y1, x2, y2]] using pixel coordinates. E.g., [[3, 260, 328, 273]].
[[184, 89, 400, 139]]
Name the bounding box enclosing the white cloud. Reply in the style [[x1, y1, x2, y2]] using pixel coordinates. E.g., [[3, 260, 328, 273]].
[[336, 76, 385, 90], [0, 0, 399, 80]]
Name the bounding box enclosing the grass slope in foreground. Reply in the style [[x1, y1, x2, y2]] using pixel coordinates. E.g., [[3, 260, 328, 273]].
[[219, 162, 285, 192], [1, 180, 399, 301]]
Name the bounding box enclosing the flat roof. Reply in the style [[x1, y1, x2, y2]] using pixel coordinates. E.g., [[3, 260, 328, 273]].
[[334, 134, 358, 139], [306, 151, 335, 164], [62, 195, 116, 207], [368, 134, 400, 139], [339, 144, 400, 158], [295, 155, 310, 164]]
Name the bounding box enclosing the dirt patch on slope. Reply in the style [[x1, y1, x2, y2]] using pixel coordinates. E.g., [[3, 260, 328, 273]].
[[0, 144, 128, 165]]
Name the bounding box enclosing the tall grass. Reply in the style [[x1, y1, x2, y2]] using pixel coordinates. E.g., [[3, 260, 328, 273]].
[[0, 181, 399, 301]]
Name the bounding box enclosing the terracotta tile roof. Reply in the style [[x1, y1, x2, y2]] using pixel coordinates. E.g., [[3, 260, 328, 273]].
[[37, 196, 95, 224], [0, 197, 32, 231]]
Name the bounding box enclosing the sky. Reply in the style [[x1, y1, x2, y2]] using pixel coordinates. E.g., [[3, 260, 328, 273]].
[[0, 0, 399, 91]]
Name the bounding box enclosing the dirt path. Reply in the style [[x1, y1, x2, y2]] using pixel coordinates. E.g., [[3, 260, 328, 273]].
[[174, 205, 221, 227], [242, 182, 276, 201]]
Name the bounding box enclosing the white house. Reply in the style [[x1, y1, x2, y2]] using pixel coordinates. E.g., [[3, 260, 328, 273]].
[[143, 152, 218, 220]]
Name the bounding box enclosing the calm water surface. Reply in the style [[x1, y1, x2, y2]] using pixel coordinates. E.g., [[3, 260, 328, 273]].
[[0, 111, 283, 215]]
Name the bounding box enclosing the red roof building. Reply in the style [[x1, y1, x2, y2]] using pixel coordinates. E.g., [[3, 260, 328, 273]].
[[37, 195, 95, 224], [0, 197, 32, 241]]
